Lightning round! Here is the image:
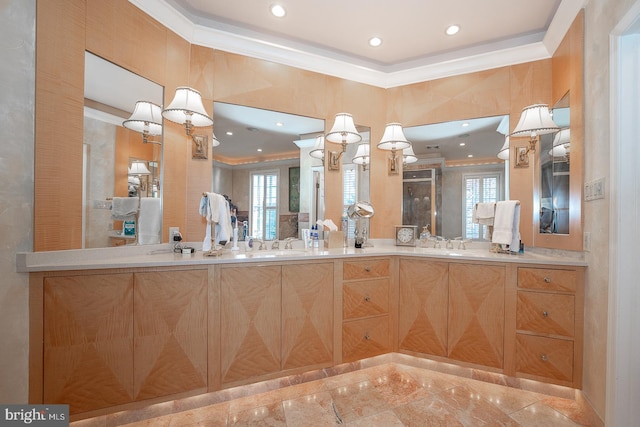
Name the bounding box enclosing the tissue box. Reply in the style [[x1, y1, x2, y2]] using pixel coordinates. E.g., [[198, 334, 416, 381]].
[[324, 231, 344, 249]]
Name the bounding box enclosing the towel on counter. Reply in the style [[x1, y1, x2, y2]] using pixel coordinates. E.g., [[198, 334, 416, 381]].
[[492, 200, 520, 251], [137, 197, 161, 244], [111, 197, 138, 220], [472, 202, 495, 225], [200, 192, 233, 251]]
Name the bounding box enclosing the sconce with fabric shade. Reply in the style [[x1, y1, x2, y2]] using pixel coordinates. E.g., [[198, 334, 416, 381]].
[[162, 87, 213, 136], [309, 135, 325, 163], [550, 127, 570, 162], [510, 104, 559, 159], [325, 113, 361, 171], [123, 101, 163, 144], [128, 161, 151, 193], [497, 136, 510, 160], [352, 142, 370, 171], [378, 123, 411, 175], [212, 131, 221, 147], [403, 144, 418, 165]]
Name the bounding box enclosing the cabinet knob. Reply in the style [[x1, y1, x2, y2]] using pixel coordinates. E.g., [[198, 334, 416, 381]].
[[364, 333, 371, 340], [544, 277, 551, 283], [364, 296, 371, 302], [541, 354, 548, 362], [364, 266, 371, 272], [542, 310, 549, 317]]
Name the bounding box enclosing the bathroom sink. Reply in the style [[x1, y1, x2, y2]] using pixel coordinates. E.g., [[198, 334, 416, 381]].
[[242, 249, 308, 258]]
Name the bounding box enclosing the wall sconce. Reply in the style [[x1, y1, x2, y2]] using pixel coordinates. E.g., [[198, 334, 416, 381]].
[[162, 87, 213, 137], [122, 101, 163, 144], [309, 135, 325, 164], [128, 161, 151, 193], [509, 104, 559, 164], [402, 144, 418, 166], [377, 123, 411, 175], [325, 113, 361, 171], [352, 142, 370, 171], [550, 127, 571, 163], [497, 136, 510, 160]]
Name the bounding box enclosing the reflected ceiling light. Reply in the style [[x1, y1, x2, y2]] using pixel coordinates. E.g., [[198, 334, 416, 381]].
[[459, 142, 466, 146], [369, 37, 382, 47], [309, 135, 325, 163], [226, 131, 233, 136], [162, 87, 213, 137], [461, 122, 469, 127], [510, 104, 559, 163], [325, 113, 361, 171], [378, 123, 411, 175], [122, 101, 163, 144], [270, 4, 286, 17], [352, 142, 370, 171], [403, 145, 418, 165], [497, 136, 510, 160], [276, 121, 284, 127], [446, 25, 460, 35]]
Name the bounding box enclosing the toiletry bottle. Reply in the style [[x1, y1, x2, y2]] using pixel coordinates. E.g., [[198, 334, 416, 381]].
[[341, 213, 348, 247]]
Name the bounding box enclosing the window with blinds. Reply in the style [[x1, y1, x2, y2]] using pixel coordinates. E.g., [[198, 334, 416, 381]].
[[463, 173, 499, 240], [250, 170, 278, 240]]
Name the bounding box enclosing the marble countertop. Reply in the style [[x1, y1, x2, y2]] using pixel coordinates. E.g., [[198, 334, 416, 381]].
[[16, 239, 587, 273]]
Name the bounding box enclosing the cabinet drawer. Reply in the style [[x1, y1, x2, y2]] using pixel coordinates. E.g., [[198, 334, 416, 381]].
[[516, 334, 573, 382], [518, 268, 577, 292], [343, 278, 389, 320], [342, 316, 390, 362], [517, 291, 575, 338], [343, 259, 389, 280]]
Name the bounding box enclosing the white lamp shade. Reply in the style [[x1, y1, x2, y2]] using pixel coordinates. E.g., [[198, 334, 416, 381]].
[[553, 128, 571, 147], [122, 101, 163, 135], [309, 135, 325, 159], [497, 136, 510, 160], [212, 131, 221, 147], [511, 104, 559, 137], [325, 113, 362, 144], [352, 142, 370, 165], [550, 144, 570, 157], [162, 87, 213, 127], [403, 144, 418, 164], [128, 161, 151, 175], [378, 123, 411, 151]]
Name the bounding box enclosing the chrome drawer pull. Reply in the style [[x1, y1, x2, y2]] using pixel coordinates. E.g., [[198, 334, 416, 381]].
[[364, 333, 371, 340], [364, 296, 371, 302], [541, 354, 548, 362], [544, 277, 551, 283], [364, 266, 371, 272], [542, 310, 549, 317]]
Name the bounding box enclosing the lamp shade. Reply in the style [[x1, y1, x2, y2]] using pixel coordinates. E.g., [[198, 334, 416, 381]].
[[128, 161, 151, 175], [325, 113, 361, 144], [549, 144, 570, 157], [123, 101, 163, 135], [352, 142, 370, 166], [510, 104, 559, 137], [497, 136, 510, 160], [552, 128, 571, 147], [162, 87, 213, 127], [378, 123, 411, 151], [212, 131, 221, 147], [403, 144, 418, 164], [309, 135, 325, 159]]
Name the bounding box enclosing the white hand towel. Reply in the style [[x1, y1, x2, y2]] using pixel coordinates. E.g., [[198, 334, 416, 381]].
[[138, 197, 161, 244], [492, 200, 520, 250], [473, 202, 495, 225], [111, 197, 138, 220]]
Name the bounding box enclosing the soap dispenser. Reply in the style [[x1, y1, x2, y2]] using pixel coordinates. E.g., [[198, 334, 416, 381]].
[[419, 225, 431, 247]]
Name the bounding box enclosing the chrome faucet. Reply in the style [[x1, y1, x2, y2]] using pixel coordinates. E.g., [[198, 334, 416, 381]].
[[251, 239, 266, 250], [271, 240, 280, 250], [284, 237, 301, 249]]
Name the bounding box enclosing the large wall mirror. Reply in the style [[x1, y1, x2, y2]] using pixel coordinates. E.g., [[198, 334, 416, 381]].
[[403, 115, 509, 240], [83, 52, 164, 247], [342, 126, 371, 239], [211, 102, 325, 241]]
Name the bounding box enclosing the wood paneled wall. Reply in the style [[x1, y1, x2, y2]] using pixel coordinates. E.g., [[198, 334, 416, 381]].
[[34, 0, 582, 249]]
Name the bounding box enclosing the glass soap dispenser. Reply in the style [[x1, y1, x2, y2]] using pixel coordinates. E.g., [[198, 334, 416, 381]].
[[419, 225, 431, 247]]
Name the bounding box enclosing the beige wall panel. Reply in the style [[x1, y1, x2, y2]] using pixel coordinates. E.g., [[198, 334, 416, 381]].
[[34, 0, 86, 251]]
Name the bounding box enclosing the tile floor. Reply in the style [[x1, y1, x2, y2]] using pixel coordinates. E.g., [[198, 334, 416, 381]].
[[71, 359, 594, 426]]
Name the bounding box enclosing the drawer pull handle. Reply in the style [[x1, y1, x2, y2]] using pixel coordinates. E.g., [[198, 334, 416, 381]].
[[364, 266, 371, 272], [364, 296, 371, 302], [541, 354, 548, 362], [544, 277, 551, 283], [364, 333, 371, 340], [542, 311, 549, 317]]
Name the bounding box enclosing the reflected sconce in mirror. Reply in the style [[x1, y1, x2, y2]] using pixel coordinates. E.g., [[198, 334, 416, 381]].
[[509, 104, 559, 166], [212, 131, 221, 147], [352, 142, 370, 171], [122, 101, 163, 144], [325, 113, 361, 171], [309, 135, 325, 164], [497, 136, 510, 160], [128, 161, 151, 192], [550, 128, 570, 163], [162, 87, 213, 138], [378, 123, 412, 175], [402, 145, 418, 166]]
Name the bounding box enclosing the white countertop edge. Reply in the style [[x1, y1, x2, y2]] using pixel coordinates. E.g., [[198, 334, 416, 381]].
[[16, 240, 587, 273]]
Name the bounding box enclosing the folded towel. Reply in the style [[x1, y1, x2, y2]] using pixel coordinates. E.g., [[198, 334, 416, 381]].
[[473, 202, 495, 225], [111, 197, 138, 220], [138, 197, 161, 244], [492, 200, 520, 250]]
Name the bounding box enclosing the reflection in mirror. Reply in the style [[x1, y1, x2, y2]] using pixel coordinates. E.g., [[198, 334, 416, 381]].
[[342, 126, 370, 240], [83, 52, 164, 248], [539, 93, 570, 234], [403, 115, 509, 240], [211, 102, 325, 241]]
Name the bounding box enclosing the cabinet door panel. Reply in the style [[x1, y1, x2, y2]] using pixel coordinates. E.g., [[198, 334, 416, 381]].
[[133, 270, 208, 400], [516, 334, 573, 382], [343, 259, 390, 280], [282, 263, 334, 370], [517, 291, 575, 338], [220, 265, 281, 385], [343, 278, 389, 320], [398, 259, 448, 357], [342, 316, 390, 362], [44, 274, 134, 414], [448, 264, 505, 369]]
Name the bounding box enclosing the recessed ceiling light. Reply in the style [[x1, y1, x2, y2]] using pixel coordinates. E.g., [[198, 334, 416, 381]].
[[226, 131, 233, 136], [270, 4, 286, 18], [276, 121, 284, 127], [459, 142, 466, 146], [461, 122, 469, 127], [467, 154, 473, 158], [446, 25, 460, 36], [369, 37, 382, 47], [257, 148, 263, 152]]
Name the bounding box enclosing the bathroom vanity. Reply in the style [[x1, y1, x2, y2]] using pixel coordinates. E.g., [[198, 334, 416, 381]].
[[22, 244, 585, 418]]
